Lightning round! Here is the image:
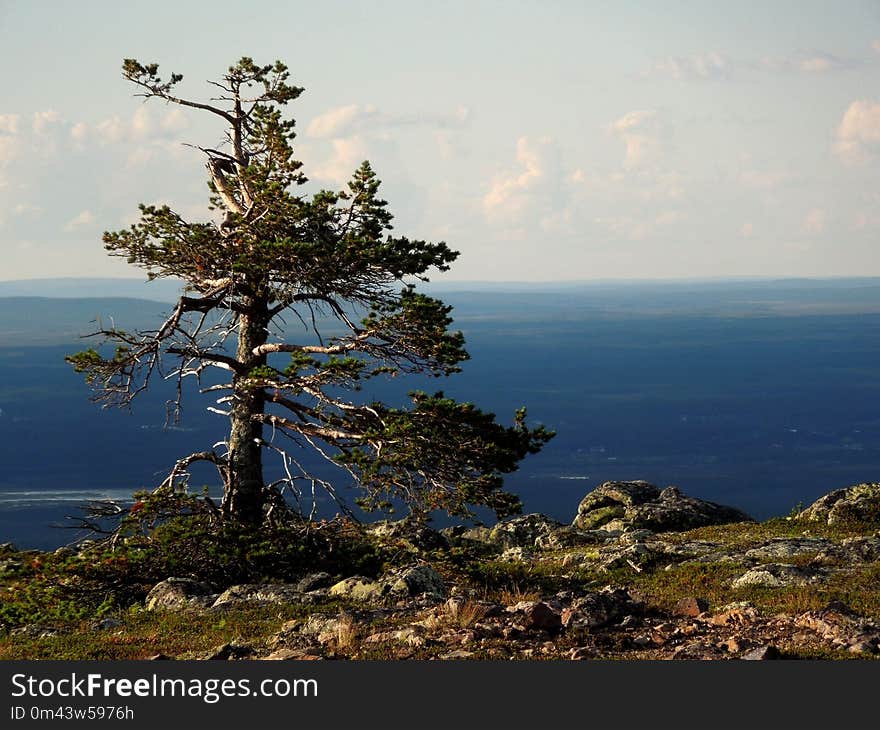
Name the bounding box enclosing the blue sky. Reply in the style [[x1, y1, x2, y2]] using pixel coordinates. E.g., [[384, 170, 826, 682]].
[[1, 0, 879, 281]]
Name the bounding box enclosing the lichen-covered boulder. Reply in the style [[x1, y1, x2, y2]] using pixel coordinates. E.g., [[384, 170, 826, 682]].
[[573, 481, 659, 530], [328, 577, 385, 602], [366, 518, 450, 552], [385, 564, 446, 600], [797, 483, 880, 526], [488, 513, 564, 549], [211, 583, 306, 609], [145, 577, 216, 611], [572, 481, 752, 533], [732, 563, 822, 589]]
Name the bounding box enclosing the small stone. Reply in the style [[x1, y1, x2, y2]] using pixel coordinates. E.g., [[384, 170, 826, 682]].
[[674, 597, 710, 618], [499, 547, 532, 562], [632, 635, 652, 648], [569, 647, 595, 660], [741, 645, 780, 660], [94, 617, 123, 631], [848, 640, 877, 655], [264, 647, 323, 660], [205, 643, 254, 660], [724, 636, 748, 653], [440, 650, 473, 660]]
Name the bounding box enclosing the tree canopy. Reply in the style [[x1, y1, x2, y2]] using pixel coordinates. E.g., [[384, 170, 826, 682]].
[[68, 57, 554, 526]]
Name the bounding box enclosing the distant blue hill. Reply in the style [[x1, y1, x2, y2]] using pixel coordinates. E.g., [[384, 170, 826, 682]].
[[2, 277, 880, 549]]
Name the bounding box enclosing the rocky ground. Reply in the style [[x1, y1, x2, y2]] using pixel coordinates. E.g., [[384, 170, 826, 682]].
[[2, 480, 880, 660]]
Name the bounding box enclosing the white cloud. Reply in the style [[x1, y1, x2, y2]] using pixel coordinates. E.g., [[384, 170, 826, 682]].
[[738, 169, 789, 189], [655, 210, 684, 226], [70, 122, 88, 144], [32, 110, 60, 134], [95, 107, 189, 146], [95, 116, 125, 144], [0, 114, 20, 135], [63, 209, 95, 232], [483, 136, 550, 220], [308, 136, 371, 185], [130, 107, 153, 140], [306, 103, 470, 140], [835, 100, 880, 164], [648, 52, 730, 80], [307, 104, 377, 139], [800, 56, 834, 73], [0, 135, 17, 167], [801, 208, 826, 235], [610, 110, 660, 168], [760, 52, 853, 75], [160, 108, 188, 134]]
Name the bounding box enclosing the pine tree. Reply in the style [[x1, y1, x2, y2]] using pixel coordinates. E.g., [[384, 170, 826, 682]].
[[68, 57, 553, 526]]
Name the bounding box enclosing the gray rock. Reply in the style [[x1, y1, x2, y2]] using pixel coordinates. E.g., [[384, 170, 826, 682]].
[[798, 482, 880, 526], [599, 541, 665, 572], [0, 558, 22, 576], [10, 625, 59, 639], [385, 564, 446, 600], [366, 518, 449, 552], [562, 588, 641, 629], [744, 537, 835, 561], [499, 546, 532, 562], [534, 526, 601, 550], [572, 480, 752, 533], [329, 565, 445, 604], [145, 578, 215, 611], [573, 481, 659, 530], [296, 572, 334, 593], [489, 513, 564, 549], [732, 563, 822, 589], [211, 583, 305, 608], [741, 645, 781, 660], [94, 617, 124, 631], [848, 640, 878, 655], [839, 536, 880, 562], [203, 643, 255, 660]]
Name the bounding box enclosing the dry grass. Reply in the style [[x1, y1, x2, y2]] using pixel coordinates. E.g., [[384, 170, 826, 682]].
[[445, 598, 491, 628], [333, 613, 359, 650], [497, 584, 542, 606]]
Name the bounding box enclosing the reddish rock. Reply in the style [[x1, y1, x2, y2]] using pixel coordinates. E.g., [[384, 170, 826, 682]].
[[674, 596, 709, 618], [521, 602, 562, 633]]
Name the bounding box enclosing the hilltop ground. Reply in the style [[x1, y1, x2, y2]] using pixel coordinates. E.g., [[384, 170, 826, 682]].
[[1, 481, 879, 660]]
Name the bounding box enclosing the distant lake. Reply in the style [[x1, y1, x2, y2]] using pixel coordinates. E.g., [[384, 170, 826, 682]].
[[1, 279, 879, 549]]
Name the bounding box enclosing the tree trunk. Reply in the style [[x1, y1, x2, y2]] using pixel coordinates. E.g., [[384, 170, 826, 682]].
[[223, 299, 268, 524]]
